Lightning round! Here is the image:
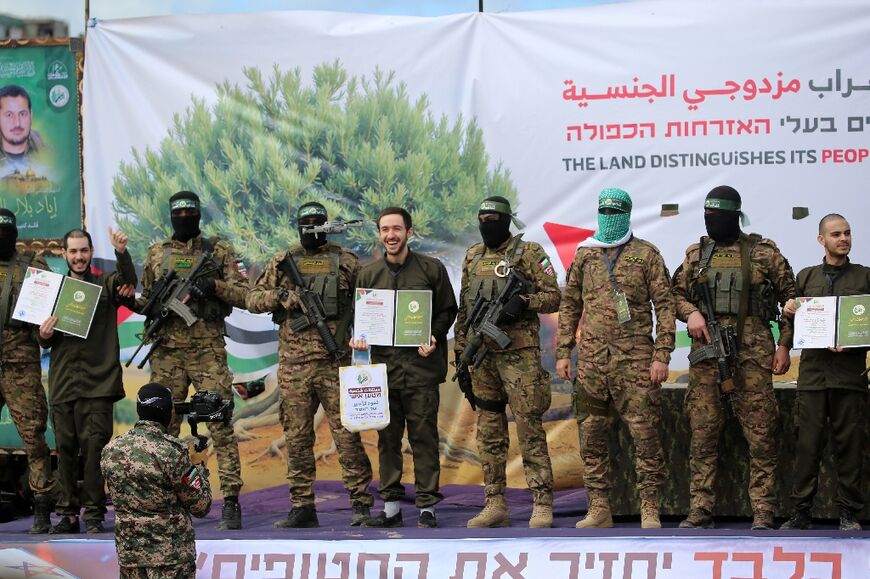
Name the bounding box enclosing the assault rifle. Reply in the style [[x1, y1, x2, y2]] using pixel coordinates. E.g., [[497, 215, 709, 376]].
[[126, 253, 218, 369], [453, 268, 528, 410], [300, 219, 365, 235], [688, 277, 739, 418], [278, 255, 341, 358]]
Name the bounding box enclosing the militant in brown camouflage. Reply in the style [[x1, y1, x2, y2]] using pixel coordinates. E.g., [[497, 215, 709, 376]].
[[557, 237, 675, 502], [247, 244, 373, 509], [101, 420, 211, 575], [0, 253, 54, 497], [455, 236, 561, 506], [672, 234, 796, 516], [138, 235, 248, 497]]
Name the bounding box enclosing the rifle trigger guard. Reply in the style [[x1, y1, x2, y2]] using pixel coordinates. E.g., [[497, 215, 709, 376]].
[[494, 260, 510, 278]]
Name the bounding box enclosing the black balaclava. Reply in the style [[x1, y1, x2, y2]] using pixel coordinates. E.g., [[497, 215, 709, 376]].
[[478, 196, 514, 249], [297, 202, 329, 250], [136, 382, 174, 428], [704, 185, 743, 243], [169, 190, 201, 242], [0, 209, 18, 260]]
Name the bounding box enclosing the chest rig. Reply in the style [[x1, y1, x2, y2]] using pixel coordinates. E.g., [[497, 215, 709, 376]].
[[276, 244, 342, 328], [0, 251, 34, 329], [465, 235, 533, 317], [160, 237, 229, 321], [692, 234, 778, 322]]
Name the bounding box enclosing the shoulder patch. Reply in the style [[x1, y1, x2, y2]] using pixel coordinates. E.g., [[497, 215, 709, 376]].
[[536, 255, 556, 277]]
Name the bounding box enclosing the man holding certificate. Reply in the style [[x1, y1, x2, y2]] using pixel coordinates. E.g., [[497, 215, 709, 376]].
[[0, 208, 56, 534], [350, 207, 457, 528], [246, 202, 373, 528], [38, 228, 136, 534], [780, 214, 870, 531]]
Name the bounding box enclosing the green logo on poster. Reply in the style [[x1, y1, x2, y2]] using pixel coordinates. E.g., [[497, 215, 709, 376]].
[[49, 85, 69, 108], [47, 60, 69, 80]]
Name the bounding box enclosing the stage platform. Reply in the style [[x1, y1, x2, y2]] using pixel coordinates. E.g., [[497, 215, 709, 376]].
[[2, 482, 868, 578]]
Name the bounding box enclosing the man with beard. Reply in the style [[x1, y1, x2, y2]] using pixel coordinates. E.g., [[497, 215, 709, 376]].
[[246, 202, 373, 528], [779, 214, 869, 531], [556, 188, 675, 529], [136, 190, 247, 530], [0, 208, 56, 534], [456, 196, 560, 528], [672, 185, 796, 530], [349, 207, 457, 528], [0, 85, 45, 174], [38, 228, 136, 534]]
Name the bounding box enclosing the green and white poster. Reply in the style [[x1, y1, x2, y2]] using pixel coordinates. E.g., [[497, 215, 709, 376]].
[[394, 290, 433, 347], [54, 276, 102, 338], [836, 295, 870, 348], [0, 43, 81, 239]]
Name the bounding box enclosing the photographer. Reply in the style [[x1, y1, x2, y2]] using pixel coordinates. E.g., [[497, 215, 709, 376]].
[[101, 383, 212, 579]]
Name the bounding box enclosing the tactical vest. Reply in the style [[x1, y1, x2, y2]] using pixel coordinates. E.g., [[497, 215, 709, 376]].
[[465, 235, 533, 317], [275, 244, 342, 326], [160, 237, 230, 321], [693, 235, 779, 321], [0, 251, 34, 329]]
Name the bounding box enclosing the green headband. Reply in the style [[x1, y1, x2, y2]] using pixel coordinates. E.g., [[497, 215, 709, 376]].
[[705, 198, 750, 226], [298, 205, 328, 219], [599, 197, 631, 213], [704, 198, 741, 211], [170, 198, 199, 211], [478, 200, 526, 230]]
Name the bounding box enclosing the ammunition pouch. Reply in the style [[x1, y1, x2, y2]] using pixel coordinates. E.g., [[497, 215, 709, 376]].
[[194, 297, 231, 322], [749, 280, 779, 322]]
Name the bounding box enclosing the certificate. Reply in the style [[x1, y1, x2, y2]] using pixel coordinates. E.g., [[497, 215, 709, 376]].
[[11, 267, 64, 326], [394, 290, 432, 347], [836, 295, 870, 348], [793, 296, 837, 349], [353, 288, 395, 346], [53, 277, 102, 338]]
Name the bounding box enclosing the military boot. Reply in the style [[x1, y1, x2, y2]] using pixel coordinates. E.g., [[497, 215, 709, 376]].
[[529, 503, 553, 528], [28, 495, 52, 534], [467, 495, 511, 528], [640, 498, 661, 529], [679, 508, 714, 529], [839, 509, 862, 531], [275, 506, 319, 529], [779, 509, 812, 530], [576, 494, 613, 529], [751, 510, 774, 531], [217, 498, 242, 530]]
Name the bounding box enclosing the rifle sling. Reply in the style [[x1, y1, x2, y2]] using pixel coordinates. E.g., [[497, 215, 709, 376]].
[[735, 234, 753, 349]]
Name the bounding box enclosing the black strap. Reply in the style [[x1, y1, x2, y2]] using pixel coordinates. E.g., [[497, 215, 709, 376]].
[[824, 266, 847, 295], [601, 243, 627, 292]]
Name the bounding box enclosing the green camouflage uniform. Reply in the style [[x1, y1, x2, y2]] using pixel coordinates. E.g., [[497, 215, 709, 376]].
[[138, 235, 247, 496], [0, 251, 54, 497], [556, 237, 675, 502], [455, 235, 560, 506], [246, 242, 373, 509], [672, 234, 796, 515], [101, 420, 211, 578]]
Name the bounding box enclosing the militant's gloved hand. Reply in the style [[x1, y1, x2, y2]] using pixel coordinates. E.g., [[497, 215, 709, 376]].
[[189, 276, 216, 300], [497, 294, 528, 325]]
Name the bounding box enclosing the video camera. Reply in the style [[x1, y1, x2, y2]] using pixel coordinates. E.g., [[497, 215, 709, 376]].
[[174, 391, 233, 452]]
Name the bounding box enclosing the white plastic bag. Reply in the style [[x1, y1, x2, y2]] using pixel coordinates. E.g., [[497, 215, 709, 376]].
[[339, 363, 390, 432]]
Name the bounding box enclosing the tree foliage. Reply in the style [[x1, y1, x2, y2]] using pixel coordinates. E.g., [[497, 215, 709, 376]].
[[113, 61, 518, 266]]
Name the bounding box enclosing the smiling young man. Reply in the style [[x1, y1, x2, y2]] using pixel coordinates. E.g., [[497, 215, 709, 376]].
[[779, 214, 870, 531], [39, 228, 137, 534], [350, 207, 457, 528]]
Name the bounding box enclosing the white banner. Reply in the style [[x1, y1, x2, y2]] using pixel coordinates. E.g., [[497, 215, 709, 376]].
[[82, 1, 870, 369]]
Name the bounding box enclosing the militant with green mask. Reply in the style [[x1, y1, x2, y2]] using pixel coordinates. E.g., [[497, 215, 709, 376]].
[[591, 188, 633, 245]]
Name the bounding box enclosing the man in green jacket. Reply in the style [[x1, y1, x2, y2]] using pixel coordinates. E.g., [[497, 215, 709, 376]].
[[39, 228, 137, 534], [780, 213, 869, 531], [350, 207, 457, 528]]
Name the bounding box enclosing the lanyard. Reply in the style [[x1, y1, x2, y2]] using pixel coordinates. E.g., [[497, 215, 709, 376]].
[[601, 244, 626, 292]]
